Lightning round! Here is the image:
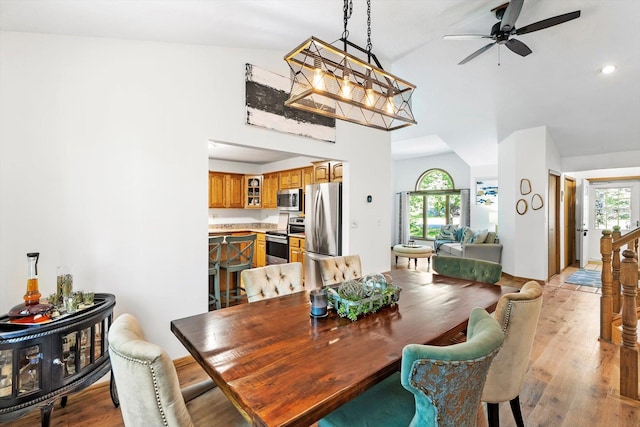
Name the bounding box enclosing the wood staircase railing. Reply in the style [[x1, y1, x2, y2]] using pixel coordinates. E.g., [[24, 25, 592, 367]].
[[600, 226, 640, 400]]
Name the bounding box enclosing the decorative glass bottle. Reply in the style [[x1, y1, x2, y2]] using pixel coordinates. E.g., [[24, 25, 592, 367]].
[[9, 252, 53, 323]]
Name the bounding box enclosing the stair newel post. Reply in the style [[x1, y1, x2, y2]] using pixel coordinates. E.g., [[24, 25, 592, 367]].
[[600, 229, 613, 342], [612, 226, 622, 313], [620, 248, 639, 400]]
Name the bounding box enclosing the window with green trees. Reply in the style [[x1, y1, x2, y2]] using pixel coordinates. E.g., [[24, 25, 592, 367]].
[[594, 187, 632, 230], [410, 169, 461, 239]]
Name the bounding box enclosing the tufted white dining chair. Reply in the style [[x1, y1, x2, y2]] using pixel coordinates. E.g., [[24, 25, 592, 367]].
[[481, 280, 543, 427], [241, 262, 305, 303], [108, 313, 249, 427], [318, 255, 363, 286]]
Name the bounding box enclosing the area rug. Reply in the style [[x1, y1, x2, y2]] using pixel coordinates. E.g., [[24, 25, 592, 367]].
[[565, 270, 602, 288]]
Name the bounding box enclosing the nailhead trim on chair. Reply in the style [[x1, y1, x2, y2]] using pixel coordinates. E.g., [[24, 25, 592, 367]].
[[110, 346, 169, 427]]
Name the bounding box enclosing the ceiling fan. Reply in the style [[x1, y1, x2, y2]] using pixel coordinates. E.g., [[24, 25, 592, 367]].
[[443, 0, 581, 65]]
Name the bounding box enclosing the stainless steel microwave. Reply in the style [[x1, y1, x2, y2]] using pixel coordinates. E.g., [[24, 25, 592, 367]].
[[277, 189, 302, 211]]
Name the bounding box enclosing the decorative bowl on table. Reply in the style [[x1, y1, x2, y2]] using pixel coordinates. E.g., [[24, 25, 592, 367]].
[[326, 275, 401, 322]]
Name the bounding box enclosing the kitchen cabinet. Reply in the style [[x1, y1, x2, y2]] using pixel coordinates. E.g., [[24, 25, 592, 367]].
[[289, 236, 306, 281], [255, 233, 266, 267], [279, 169, 302, 190], [330, 162, 343, 182], [302, 166, 313, 189], [245, 175, 262, 208], [312, 161, 343, 183], [209, 172, 244, 208], [262, 173, 279, 209]]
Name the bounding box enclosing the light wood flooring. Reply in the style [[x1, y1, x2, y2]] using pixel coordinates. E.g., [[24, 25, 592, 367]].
[[4, 258, 640, 426]]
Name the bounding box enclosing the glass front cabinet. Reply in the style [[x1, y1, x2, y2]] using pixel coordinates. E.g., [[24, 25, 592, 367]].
[[0, 293, 116, 426]]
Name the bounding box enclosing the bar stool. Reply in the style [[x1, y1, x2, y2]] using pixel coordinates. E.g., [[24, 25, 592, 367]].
[[219, 234, 256, 307], [208, 236, 224, 310]]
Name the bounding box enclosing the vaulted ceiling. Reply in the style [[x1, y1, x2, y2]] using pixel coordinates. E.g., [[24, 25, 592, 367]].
[[2, 0, 638, 166]]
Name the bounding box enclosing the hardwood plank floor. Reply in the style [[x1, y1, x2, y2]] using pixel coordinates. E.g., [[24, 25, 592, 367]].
[[4, 258, 639, 426]]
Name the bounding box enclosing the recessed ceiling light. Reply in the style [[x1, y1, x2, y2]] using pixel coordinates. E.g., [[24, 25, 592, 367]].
[[600, 64, 617, 74]]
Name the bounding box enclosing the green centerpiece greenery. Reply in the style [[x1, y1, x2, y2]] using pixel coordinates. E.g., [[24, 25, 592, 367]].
[[326, 274, 401, 321]]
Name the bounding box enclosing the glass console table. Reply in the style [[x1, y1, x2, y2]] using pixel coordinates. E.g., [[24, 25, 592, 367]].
[[0, 293, 117, 426]]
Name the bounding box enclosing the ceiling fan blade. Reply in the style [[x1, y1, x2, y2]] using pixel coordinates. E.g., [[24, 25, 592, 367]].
[[505, 38, 532, 57], [500, 0, 524, 32], [458, 42, 496, 65], [443, 34, 493, 40], [516, 10, 581, 35]]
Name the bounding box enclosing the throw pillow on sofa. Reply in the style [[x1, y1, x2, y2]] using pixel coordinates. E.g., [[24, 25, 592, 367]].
[[439, 224, 458, 240], [457, 226, 474, 244], [470, 229, 489, 244]]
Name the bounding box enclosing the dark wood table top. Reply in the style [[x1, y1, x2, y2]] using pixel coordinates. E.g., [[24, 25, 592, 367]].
[[171, 270, 518, 427]]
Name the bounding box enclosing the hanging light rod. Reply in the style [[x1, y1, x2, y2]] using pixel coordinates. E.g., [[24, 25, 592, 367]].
[[284, 0, 417, 131]]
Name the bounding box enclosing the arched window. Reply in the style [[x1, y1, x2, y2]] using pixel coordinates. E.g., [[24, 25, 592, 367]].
[[415, 168, 454, 191], [409, 169, 466, 239]]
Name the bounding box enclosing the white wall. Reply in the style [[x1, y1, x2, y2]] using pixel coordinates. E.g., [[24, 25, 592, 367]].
[[499, 126, 557, 281], [0, 32, 392, 357]]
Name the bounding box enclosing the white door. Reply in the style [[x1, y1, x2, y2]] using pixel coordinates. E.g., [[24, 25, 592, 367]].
[[587, 180, 640, 262], [578, 179, 590, 268]]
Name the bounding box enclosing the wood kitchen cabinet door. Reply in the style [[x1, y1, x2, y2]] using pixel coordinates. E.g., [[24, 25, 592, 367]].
[[279, 169, 302, 189], [302, 166, 313, 189], [312, 161, 330, 183], [289, 237, 306, 281], [263, 173, 279, 209], [255, 233, 266, 267], [227, 174, 244, 208], [209, 172, 244, 208], [209, 172, 226, 208]]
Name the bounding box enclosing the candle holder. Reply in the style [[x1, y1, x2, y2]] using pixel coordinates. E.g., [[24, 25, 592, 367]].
[[309, 289, 328, 318]]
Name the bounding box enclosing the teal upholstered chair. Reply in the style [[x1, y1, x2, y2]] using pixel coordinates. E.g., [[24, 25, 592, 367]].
[[432, 255, 503, 284], [208, 236, 224, 310], [482, 281, 543, 427], [219, 234, 256, 307], [318, 308, 505, 427], [108, 314, 248, 426]]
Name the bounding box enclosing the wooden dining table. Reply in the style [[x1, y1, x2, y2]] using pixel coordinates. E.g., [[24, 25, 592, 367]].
[[170, 269, 519, 427]]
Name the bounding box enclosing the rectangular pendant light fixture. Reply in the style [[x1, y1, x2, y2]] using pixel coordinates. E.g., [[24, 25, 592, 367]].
[[284, 36, 417, 131]]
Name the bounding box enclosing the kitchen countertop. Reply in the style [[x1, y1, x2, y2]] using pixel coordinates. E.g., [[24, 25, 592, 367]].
[[208, 224, 305, 238]]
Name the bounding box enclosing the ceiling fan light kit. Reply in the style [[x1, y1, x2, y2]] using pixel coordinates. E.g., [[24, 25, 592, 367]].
[[444, 0, 581, 65], [284, 0, 416, 131]]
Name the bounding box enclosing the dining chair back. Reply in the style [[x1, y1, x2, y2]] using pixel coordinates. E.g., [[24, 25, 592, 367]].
[[241, 262, 304, 303], [318, 307, 505, 427], [219, 234, 256, 307], [318, 255, 362, 286], [432, 255, 502, 284], [482, 280, 543, 427], [108, 313, 248, 426], [208, 236, 224, 310]]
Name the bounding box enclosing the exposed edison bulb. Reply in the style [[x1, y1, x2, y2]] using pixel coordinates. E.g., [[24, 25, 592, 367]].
[[385, 98, 395, 114], [386, 89, 396, 114], [312, 57, 324, 90], [341, 73, 352, 99], [365, 79, 375, 107]]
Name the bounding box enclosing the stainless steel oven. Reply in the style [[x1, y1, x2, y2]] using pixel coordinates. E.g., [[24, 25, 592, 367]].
[[265, 231, 288, 265]]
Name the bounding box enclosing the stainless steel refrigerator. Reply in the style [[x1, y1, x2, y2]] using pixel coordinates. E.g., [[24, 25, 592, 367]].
[[305, 182, 342, 287]]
